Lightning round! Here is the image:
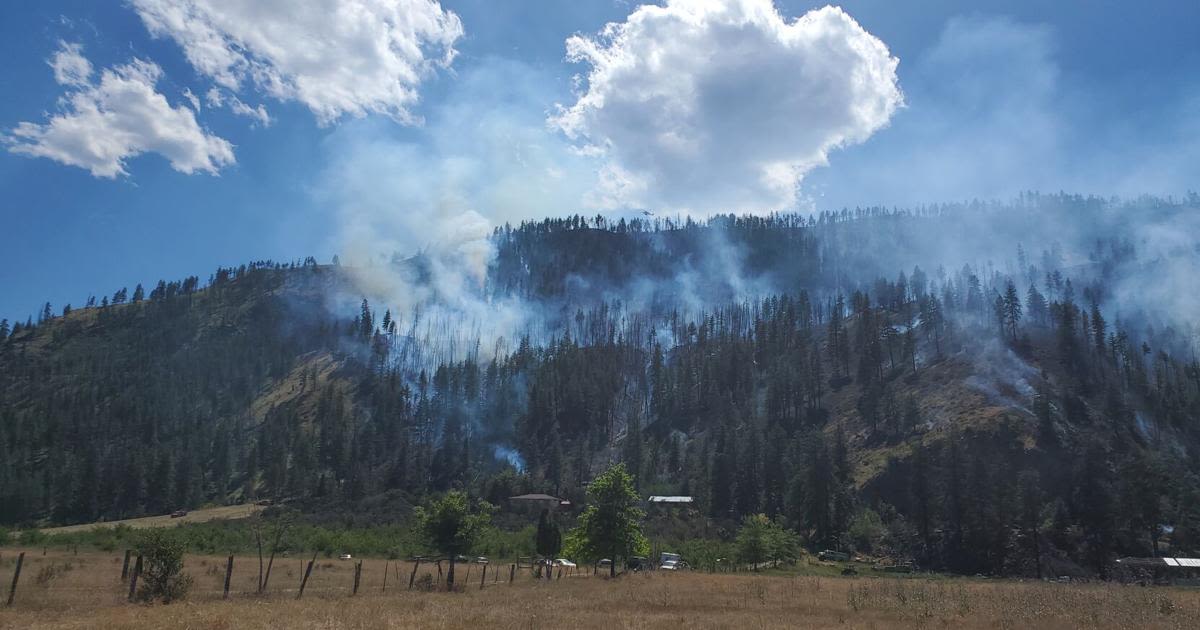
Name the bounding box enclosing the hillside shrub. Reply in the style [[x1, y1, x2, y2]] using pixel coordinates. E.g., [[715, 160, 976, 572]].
[[135, 529, 192, 603]]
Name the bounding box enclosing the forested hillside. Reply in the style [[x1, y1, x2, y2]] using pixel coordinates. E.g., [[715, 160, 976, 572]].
[[2, 193, 1198, 577]]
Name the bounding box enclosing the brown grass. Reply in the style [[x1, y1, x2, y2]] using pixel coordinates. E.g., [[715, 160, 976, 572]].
[[1, 548, 1197, 629], [35, 505, 265, 536]]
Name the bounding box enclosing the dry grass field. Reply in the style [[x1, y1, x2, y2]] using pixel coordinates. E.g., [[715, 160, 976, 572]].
[[35, 505, 265, 536], [1, 548, 1198, 629]]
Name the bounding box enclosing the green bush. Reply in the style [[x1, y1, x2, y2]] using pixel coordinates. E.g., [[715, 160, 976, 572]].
[[734, 514, 800, 567], [134, 529, 192, 603], [675, 538, 731, 571]]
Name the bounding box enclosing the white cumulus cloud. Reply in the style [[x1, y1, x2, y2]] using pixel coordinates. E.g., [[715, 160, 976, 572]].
[[130, 0, 463, 125], [5, 43, 234, 178], [49, 41, 93, 87], [552, 0, 902, 214]]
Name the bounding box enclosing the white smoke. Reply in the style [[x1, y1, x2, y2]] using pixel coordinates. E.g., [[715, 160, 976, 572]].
[[318, 59, 599, 361]]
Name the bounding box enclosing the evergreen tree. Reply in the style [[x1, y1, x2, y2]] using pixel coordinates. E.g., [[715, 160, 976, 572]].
[[920, 297, 944, 357], [1002, 280, 1023, 340]]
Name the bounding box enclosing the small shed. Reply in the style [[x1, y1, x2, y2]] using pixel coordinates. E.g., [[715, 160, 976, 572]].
[[646, 496, 695, 516]]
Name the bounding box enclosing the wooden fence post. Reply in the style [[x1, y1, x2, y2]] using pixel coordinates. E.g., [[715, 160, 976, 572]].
[[127, 554, 143, 602], [479, 564, 487, 590], [382, 560, 389, 593], [352, 561, 362, 595], [436, 561, 442, 587], [557, 566, 563, 580], [120, 549, 131, 580], [296, 552, 317, 600], [509, 563, 515, 585], [5, 552, 24, 607], [223, 555, 234, 600], [408, 559, 420, 590]]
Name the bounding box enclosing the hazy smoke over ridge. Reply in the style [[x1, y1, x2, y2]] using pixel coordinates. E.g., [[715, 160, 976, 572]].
[[319, 59, 600, 360], [317, 2, 1199, 364], [322, 1, 907, 353]]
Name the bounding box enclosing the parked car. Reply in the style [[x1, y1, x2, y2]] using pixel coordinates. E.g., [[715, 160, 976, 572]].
[[169, 510, 188, 518], [627, 556, 649, 572], [339, 553, 353, 560], [818, 550, 850, 562], [659, 552, 688, 571], [553, 558, 576, 568]]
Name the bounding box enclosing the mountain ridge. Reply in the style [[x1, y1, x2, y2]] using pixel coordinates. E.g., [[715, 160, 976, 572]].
[[2, 195, 1198, 577]]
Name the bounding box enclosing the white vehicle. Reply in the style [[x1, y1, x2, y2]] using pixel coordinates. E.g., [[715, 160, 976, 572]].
[[339, 553, 353, 560], [553, 558, 576, 568], [659, 552, 687, 570]]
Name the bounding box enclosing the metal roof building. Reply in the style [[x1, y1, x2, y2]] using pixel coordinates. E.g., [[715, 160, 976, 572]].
[[1116, 557, 1200, 568], [647, 496, 694, 504], [1115, 557, 1200, 586]]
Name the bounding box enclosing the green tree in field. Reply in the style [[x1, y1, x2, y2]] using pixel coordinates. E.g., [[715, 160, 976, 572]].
[[135, 529, 192, 603], [416, 491, 493, 590], [563, 463, 647, 577], [735, 513, 800, 569]]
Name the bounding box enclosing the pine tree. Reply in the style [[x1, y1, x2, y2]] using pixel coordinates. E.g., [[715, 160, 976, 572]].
[[708, 428, 735, 518], [903, 328, 917, 374], [1075, 442, 1115, 577], [1002, 280, 1022, 340], [359, 299, 373, 339], [1026, 285, 1048, 326], [1089, 301, 1107, 357], [1017, 469, 1043, 578], [920, 297, 944, 357]]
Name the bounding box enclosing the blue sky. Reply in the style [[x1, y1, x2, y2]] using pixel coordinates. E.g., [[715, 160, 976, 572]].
[[1, 1, 1197, 323]]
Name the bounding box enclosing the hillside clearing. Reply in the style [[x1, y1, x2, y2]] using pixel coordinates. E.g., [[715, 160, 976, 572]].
[[35, 505, 264, 536]]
